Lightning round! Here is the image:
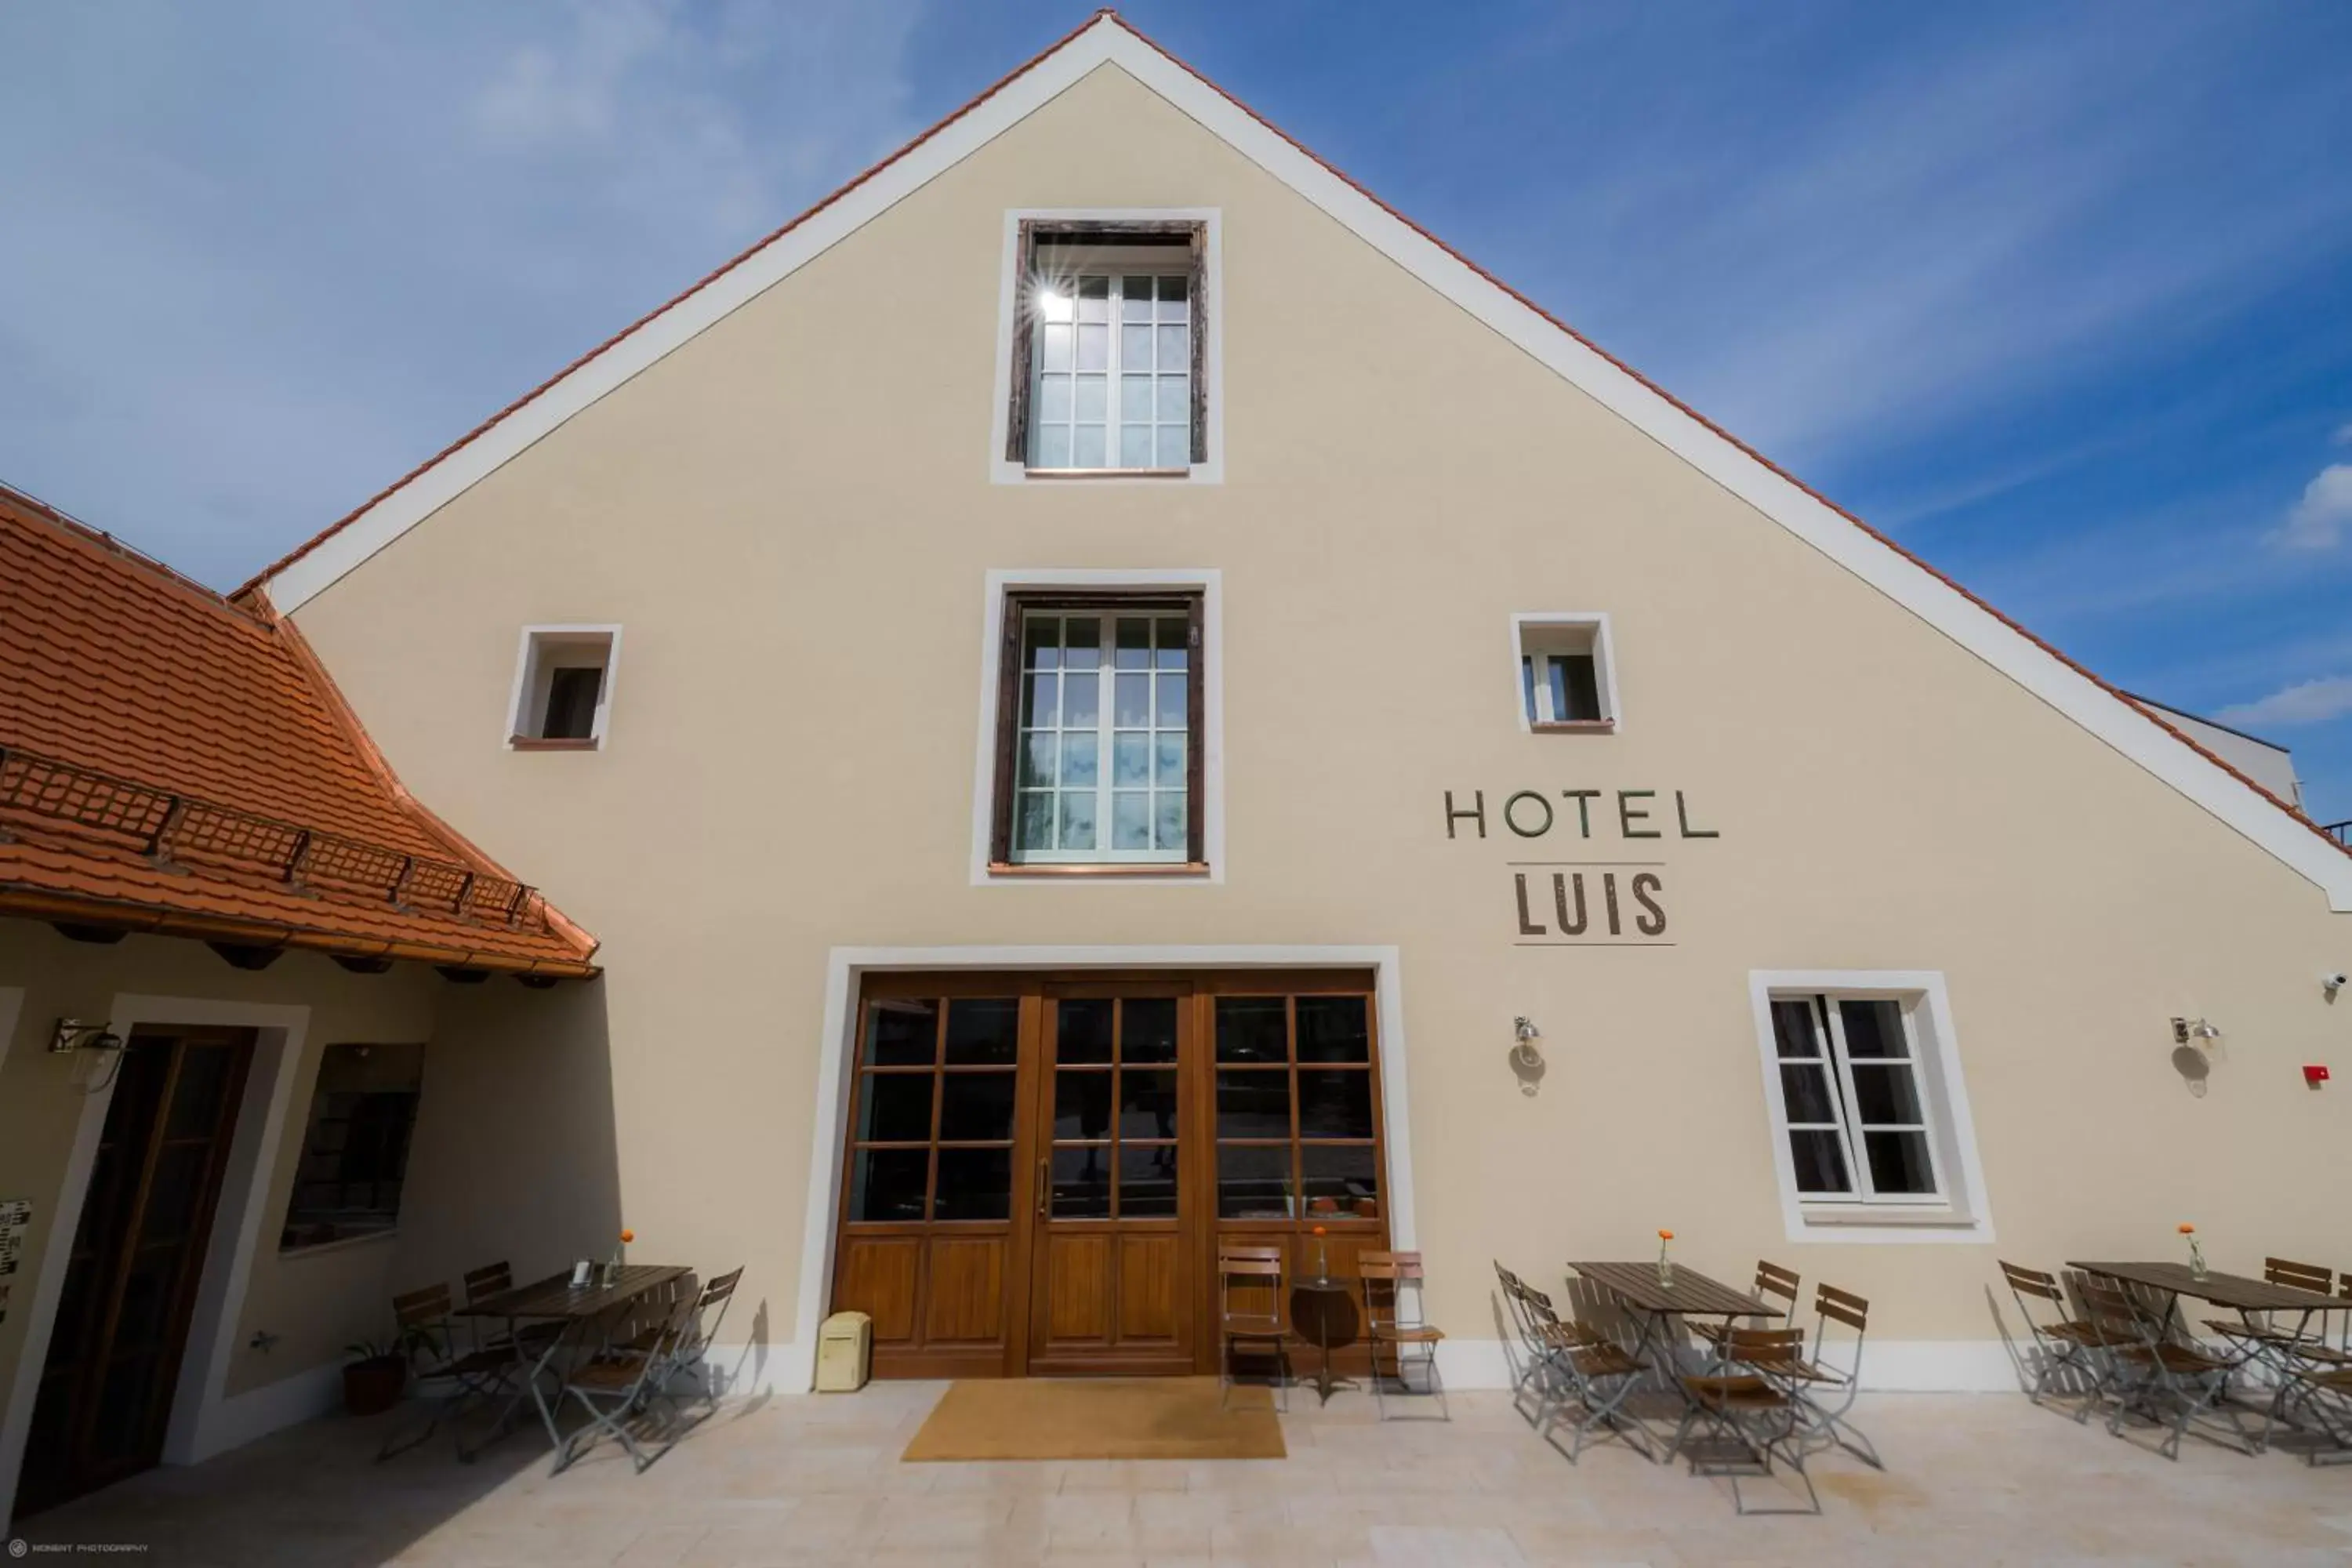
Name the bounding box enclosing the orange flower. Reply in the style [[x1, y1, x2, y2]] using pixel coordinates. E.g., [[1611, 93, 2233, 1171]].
[[2177, 1223, 2194, 1236], [1312, 1225, 1327, 1237], [1658, 1229, 1675, 1241], [619, 1229, 636, 1243]]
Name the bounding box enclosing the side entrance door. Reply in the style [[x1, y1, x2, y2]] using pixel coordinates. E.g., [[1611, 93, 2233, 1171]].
[[16, 1025, 255, 1517], [1022, 987, 1198, 1374]]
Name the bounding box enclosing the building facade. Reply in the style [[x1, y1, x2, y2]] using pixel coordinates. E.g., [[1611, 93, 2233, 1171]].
[[6, 11, 2350, 1523]]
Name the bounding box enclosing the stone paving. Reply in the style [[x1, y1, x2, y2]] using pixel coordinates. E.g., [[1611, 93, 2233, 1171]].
[[12, 1380, 2352, 1565]]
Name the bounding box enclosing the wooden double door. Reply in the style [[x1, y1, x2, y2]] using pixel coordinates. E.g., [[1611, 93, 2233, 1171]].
[[831, 970, 1388, 1378], [16, 1025, 254, 1517]]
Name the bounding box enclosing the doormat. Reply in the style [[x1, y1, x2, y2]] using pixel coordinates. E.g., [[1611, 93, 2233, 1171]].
[[902, 1377, 1286, 1462]]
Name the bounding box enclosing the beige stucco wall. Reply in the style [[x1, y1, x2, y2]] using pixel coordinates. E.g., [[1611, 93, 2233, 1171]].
[[0, 922, 439, 1485], [283, 61, 2352, 1366]]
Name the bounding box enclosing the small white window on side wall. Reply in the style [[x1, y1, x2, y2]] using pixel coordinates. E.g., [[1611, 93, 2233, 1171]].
[[507, 626, 619, 750], [1512, 614, 1618, 732], [1748, 971, 1994, 1244]]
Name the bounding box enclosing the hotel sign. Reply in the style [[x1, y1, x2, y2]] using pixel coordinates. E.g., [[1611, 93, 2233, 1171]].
[[1442, 789, 1717, 947]]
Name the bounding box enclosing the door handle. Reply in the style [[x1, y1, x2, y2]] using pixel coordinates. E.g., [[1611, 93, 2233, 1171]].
[[1035, 1156, 1050, 1218]]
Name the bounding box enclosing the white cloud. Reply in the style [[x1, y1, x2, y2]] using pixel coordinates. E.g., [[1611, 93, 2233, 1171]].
[[2334, 419, 2352, 445], [2218, 675, 2352, 729], [2274, 463, 2352, 552]]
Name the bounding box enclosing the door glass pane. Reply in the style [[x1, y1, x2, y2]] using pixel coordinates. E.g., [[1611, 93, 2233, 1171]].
[[1838, 1000, 1909, 1058], [1214, 997, 1287, 1063], [89, 1352, 158, 1464], [111, 1251, 172, 1353], [1153, 733, 1185, 788], [934, 1149, 1011, 1221], [1018, 733, 1056, 787], [1215, 1070, 1290, 1138], [138, 1144, 209, 1245], [1112, 731, 1150, 785], [1780, 1063, 1840, 1126], [1112, 791, 1150, 851], [1022, 673, 1056, 726], [1058, 789, 1097, 849], [1217, 1144, 1293, 1219], [943, 999, 1020, 1065], [1120, 424, 1152, 468], [1301, 1145, 1380, 1217], [1119, 1143, 1179, 1217], [1052, 1073, 1113, 1141], [1121, 280, 1153, 321], [1016, 792, 1054, 851], [865, 1001, 937, 1065], [1156, 672, 1186, 725], [1057, 1000, 1114, 1063], [1059, 734, 1098, 787], [1051, 1145, 1113, 1218], [1296, 1069, 1374, 1139], [938, 1073, 1016, 1142], [1864, 1131, 1936, 1195], [1023, 616, 1058, 669], [1114, 617, 1152, 666], [1788, 1130, 1853, 1196], [1114, 673, 1152, 727], [1154, 793, 1186, 852], [850, 1148, 928, 1222], [1063, 617, 1100, 668], [1119, 1070, 1179, 1138], [1122, 998, 1177, 1063], [1294, 996, 1369, 1062], [1062, 670, 1099, 726], [1769, 1000, 1821, 1058], [858, 1074, 935, 1143], [1848, 1063, 1924, 1127], [165, 1044, 236, 1139]]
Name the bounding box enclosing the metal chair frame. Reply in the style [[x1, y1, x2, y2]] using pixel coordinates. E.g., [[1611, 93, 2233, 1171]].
[[376, 1283, 523, 1462], [1694, 1260, 1801, 1353], [1218, 1245, 1290, 1413], [1671, 1327, 1820, 1515], [1508, 1272, 1649, 1461], [1788, 1283, 1881, 1470], [2078, 1272, 2259, 1461], [1998, 1260, 2122, 1421], [554, 1292, 702, 1474], [1361, 1250, 1448, 1421]]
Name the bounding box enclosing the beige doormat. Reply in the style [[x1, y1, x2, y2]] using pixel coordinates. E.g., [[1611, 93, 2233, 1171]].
[[901, 1377, 1286, 1462]]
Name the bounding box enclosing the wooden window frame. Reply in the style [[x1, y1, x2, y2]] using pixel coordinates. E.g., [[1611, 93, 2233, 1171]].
[[989, 590, 1207, 871], [1006, 220, 1208, 474]]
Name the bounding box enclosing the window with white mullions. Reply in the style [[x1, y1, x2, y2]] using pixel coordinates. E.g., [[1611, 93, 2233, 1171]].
[[1014, 610, 1190, 862], [1769, 995, 1940, 1203], [1029, 271, 1192, 471]]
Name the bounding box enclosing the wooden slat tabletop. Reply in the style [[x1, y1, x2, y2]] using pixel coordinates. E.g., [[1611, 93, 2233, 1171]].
[[1569, 1261, 1769, 1317], [2067, 1261, 2350, 1313], [454, 1264, 691, 1321]]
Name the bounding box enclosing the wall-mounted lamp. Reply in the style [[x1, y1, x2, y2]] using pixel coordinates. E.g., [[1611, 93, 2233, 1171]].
[[49, 1018, 122, 1056], [1509, 1015, 1544, 1097], [2171, 1016, 2222, 1047], [2325, 972, 2346, 1001]]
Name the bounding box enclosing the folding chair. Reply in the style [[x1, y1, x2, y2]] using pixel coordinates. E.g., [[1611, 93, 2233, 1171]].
[[1523, 1282, 1649, 1463], [2078, 1272, 2258, 1460], [376, 1283, 521, 1461], [1673, 1327, 1820, 1515], [1999, 1260, 2123, 1421], [1785, 1283, 1880, 1469], [1360, 1251, 1447, 1421], [1694, 1260, 1801, 1354], [646, 1265, 743, 1412], [462, 1261, 564, 1359], [1218, 1245, 1290, 1412], [2281, 1366, 2352, 1465], [555, 1291, 701, 1474], [1493, 1262, 1559, 1425]]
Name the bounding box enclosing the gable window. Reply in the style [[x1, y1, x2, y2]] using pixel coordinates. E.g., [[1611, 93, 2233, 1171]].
[[508, 626, 619, 750], [1748, 973, 1992, 1242], [1006, 223, 1206, 474], [1513, 615, 1617, 731], [279, 1042, 425, 1251], [989, 592, 1204, 869]]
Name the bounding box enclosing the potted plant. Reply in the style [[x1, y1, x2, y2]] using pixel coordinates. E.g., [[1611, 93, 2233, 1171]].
[[343, 1334, 410, 1417]]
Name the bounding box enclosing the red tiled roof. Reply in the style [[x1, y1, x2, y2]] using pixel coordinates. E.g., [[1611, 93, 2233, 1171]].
[[0, 484, 598, 975]]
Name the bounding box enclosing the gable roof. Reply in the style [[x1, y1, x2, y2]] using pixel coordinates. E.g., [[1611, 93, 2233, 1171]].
[[1, 482, 599, 975], [236, 10, 2352, 913]]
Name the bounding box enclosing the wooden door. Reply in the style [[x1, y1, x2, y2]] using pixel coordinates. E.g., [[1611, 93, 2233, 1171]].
[[1024, 988, 1196, 1374], [16, 1025, 254, 1516]]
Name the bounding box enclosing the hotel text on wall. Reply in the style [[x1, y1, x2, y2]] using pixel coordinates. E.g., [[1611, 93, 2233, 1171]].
[[1443, 789, 1719, 947]]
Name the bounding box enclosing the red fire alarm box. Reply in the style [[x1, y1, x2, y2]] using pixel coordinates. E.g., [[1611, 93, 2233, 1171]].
[[2304, 1065, 2330, 1086]]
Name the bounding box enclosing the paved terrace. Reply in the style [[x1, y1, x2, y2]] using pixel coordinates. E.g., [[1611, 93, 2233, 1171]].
[[12, 1383, 2350, 1566]]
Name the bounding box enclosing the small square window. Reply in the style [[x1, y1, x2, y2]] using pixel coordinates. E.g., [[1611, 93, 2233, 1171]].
[[508, 626, 619, 750], [1512, 615, 1617, 731]]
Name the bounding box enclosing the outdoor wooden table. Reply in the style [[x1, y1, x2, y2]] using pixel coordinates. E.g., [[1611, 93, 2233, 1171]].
[[453, 1263, 691, 1468], [2068, 1261, 2352, 1447], [1569, 1261, 1774, 1461]]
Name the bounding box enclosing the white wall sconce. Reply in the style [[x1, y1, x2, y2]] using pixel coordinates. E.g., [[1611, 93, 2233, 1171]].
[[1510, 1015, 1545, 1097], [49, 1018, 121, 1055], [2172, 1016, 2222, 1047], [2325, 972, 2346, 1001]]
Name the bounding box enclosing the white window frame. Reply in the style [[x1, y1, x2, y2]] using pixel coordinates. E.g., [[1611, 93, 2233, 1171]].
[[1747, 971, 1994, 1244], [504, 624, 622, 750], [970, 569, 1225, 884], [989, 209, 1224, 486], [1023, 262, 1196, 474], [1007, 607, 1193, 866], [1509, 613, 1620, 733]]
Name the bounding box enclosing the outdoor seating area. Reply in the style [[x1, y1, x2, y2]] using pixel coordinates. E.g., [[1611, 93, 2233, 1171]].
[[372, 1257, 743, 1477], [2001, 1254, 2352, 1466], [1493, 1254, 1879, 1515], [1215, 1244, 1450, 1421]]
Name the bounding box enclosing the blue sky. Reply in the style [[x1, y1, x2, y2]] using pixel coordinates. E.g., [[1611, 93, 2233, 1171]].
[[3, 2, 2350, 820]]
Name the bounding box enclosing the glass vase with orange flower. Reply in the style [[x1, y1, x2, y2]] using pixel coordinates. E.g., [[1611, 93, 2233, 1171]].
[[604, 1227, 635, 1287], [1657, 1229, 1675, 1289], [2179, 1223, 2206, 1281]]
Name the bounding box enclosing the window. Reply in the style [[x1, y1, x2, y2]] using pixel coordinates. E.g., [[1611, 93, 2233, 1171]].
[[989, 593, 1204, 868], [507, 625, 619, 750], [1513, 615, 1617, 731], [1214, 993, 1383, 1221], [1748, 972, 1992, 1243], [1005, 222, 1206, 474], [279, 1042, 424, 1250], [844, 996, 1021, 1223]]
